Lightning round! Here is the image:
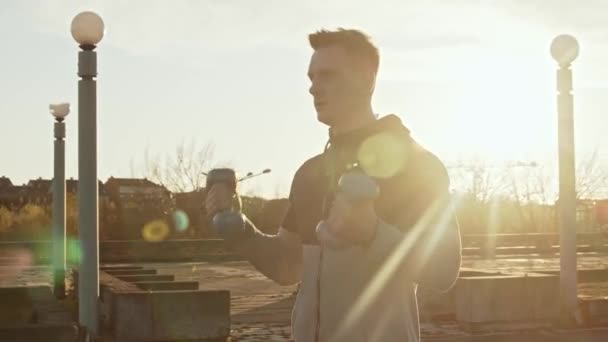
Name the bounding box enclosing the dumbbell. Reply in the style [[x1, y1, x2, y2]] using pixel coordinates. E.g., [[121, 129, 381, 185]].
[[315, 169, 380, 249], [205, 168, 246, 240]]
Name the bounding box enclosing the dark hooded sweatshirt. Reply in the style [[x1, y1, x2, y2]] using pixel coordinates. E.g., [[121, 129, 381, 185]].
[[233, 114, 462, 342]]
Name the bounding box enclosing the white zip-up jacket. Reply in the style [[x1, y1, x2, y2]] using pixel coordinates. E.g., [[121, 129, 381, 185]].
[[230, 115, 462, 341]]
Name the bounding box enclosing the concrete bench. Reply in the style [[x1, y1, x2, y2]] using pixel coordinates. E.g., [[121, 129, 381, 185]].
[[418, 268, 504, 322], [100, 271, 230, 341], [455, 273, 559, 332]]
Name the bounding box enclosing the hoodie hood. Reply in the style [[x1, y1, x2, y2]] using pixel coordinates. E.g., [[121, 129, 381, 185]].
[[320, 114, 413, 195], [327, 114, 411, 149]]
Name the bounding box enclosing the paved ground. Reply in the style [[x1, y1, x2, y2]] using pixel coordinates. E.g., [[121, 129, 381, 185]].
[[2, 251, 608, 341], [149, 254, 608, 341]]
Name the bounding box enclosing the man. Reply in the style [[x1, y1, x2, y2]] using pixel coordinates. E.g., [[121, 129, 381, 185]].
[[206, 28, 462, 342]]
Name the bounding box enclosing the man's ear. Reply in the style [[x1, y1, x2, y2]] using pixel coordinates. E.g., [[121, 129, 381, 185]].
[[368, 71, 377, 94]]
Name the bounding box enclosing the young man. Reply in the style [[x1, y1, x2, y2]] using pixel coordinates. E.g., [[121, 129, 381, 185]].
[[206, 29, 462, 342]]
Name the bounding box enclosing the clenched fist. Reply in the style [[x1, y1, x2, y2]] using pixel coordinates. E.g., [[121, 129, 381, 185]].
[[325, 193, 378, 245], [205, 183, 240, 219]]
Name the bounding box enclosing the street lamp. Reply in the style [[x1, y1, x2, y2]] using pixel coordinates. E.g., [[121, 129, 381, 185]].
[[551, 34, 580, 326], [238, 168, 272, 182], [50, 103, 69, 299], [201, 168, 272, 183], [71, 10, 104, 337]]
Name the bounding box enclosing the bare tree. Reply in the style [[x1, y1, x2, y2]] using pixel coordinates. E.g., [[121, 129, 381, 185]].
[[512, 150, 608, 203], [447, 152, 608, 235], [505, 163, 546, 232], [448, 159, 510, 203], [447, 159, 511, 234], [142, 140, 216, 192], [576, 149, 608, 200], [505, 150, 608, 233]]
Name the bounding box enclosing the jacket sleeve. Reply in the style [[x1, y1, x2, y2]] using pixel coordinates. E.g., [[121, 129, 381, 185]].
[[226, 168, 305, 286], [229, 223, 303, 286], [363, 150, 462, 294]]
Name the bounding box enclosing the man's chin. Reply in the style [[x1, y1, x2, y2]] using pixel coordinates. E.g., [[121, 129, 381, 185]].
[[316, 111, 333, 126]]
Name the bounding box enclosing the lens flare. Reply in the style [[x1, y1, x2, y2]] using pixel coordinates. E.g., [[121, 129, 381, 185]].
[[331, 194, 459, 341], [172, 210, 190, 232], [67, 238, 81, 265], [142, 220, 170, 242], [357, 132, 409, 179]]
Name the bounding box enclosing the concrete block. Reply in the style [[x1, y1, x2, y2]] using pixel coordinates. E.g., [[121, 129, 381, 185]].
[[581, 298, 608, 320], [100, 271, 230, 341], [579, 269, 608, 283], [418, 288, 456, 321], [456, 273, 559, 326], [100, 265, 143, 271], [0, 286, 52, 299], [531, 269, 608, 283], [135, 281, 199, 291], [0, 323, 79, 342], [116, 274, 174, 282], [418, 269, 504, 321], [111, 290, 230, 341], [99, 271, 141, 330], [524, 274, 560, 320], [0, 286, 52, 326]]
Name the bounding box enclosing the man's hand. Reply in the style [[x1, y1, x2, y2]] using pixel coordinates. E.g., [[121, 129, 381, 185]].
[[205, 184, 238, 219], [325, 193, 378, 245]]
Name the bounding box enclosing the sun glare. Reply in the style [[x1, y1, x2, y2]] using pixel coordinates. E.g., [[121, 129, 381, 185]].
[[411, 10, 560, 164], [331, 194, 459, 340], [451, 47, 555, 162]]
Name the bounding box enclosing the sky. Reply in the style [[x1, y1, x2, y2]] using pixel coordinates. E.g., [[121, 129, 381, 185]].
[[1, 0, 608, 198]]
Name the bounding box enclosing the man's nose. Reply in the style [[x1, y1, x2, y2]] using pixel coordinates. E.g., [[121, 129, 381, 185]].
[[309, 81, 318, 96]]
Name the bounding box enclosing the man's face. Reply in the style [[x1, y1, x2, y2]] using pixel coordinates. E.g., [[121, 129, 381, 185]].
[[307, 46, 373, 126]]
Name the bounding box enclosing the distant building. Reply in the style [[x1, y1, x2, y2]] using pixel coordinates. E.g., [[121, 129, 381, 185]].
[[104, 177, 175, 239], [0, 176, 12, 188], [25, 178, 52, 205], [23, 177, 107, 205], [0, 176, 26, 209]]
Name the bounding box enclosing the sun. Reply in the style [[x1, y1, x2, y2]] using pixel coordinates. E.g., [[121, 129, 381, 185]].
[[446, 43, 557, 164]]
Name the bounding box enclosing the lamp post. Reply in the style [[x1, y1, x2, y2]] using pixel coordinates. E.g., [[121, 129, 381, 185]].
[[550, 34, 580, 326], [71, 11, 104, 337], [238, 168, 272, 182], [50, 103, 69, 299]]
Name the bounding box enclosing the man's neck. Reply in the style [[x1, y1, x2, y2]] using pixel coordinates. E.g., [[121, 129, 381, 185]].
[[330, 108, 377, 136]]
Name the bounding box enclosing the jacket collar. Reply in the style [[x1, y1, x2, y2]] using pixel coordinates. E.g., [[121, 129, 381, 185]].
[[328, 114, 409, 149]]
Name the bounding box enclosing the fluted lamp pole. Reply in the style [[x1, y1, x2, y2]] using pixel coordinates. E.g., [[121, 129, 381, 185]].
[[71, 10, 104, 338], [551, 34, 580, 326], [50, 103, 69, 300]]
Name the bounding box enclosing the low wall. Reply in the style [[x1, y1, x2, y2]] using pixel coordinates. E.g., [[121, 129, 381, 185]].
[[0, 239, 239, 264], [1, 232, 607, 264]]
